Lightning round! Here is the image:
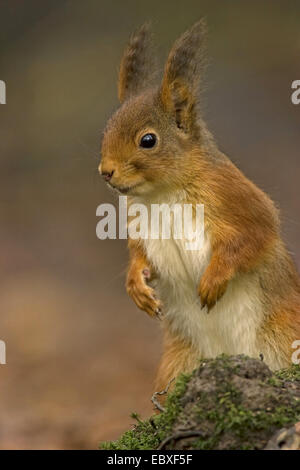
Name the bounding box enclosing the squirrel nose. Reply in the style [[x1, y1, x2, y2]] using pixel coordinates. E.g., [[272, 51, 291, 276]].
[[101, 170, 114, 182]]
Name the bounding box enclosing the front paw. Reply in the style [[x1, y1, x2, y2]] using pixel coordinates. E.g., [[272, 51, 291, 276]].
[[197, 273, 228, 312], [126, 267, 162, 318]]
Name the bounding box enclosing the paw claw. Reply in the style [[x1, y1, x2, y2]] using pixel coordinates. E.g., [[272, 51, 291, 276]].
[[127, 267, 162, 318], [198, 275, 228, 313], [155, 307, 163, 318]]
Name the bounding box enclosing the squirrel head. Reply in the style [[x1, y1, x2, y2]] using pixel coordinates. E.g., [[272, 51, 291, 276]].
[[100, 20, 208, 197]]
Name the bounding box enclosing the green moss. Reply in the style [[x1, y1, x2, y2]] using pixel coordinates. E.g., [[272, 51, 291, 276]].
[[100, 357, 300, 450], [100, 372, 191, 450], [193, 392, 300, 450], [189, 358, 300, 449], [275, 364, 300, 382], [266, 376, 282, 387]]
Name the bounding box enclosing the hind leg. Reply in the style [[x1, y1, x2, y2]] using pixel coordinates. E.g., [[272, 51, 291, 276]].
[[154, 329, 199, 397]]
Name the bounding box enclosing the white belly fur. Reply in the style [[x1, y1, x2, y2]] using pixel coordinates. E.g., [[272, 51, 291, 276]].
[[143, 234, 265, 360]]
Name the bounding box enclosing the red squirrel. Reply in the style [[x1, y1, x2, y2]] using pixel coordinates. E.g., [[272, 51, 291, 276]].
[[99, 21, 300, 391]]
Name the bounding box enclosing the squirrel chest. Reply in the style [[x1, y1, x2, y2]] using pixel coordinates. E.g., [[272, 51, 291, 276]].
[[142, 233, 265, 362]]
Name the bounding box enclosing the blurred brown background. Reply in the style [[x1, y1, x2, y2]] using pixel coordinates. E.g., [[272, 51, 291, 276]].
[[0, 0, 299, 449]]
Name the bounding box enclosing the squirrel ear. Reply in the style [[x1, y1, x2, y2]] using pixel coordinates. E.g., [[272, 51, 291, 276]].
[[160, 20, 207, 133], [118, 23, 156, 103]]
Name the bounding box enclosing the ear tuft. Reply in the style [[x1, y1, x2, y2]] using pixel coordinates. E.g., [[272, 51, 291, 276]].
[[118, 23, 156, 103], [160, 19, 208, 133]]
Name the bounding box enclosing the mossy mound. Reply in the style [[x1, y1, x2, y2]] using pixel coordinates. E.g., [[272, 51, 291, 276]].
[[101, 355, 300, 450]]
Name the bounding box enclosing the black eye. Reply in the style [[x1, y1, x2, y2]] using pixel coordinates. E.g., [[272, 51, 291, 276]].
[[140, 133, 157, 149]]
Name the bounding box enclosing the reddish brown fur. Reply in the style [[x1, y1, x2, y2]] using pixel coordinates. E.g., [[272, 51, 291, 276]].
[[100, 21, 300, 391], [154, 329, 199, 396], [126, 238, 162, 317]]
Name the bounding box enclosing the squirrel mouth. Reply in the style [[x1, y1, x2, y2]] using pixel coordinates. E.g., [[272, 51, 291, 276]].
[[108, 182, 141, 194]]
